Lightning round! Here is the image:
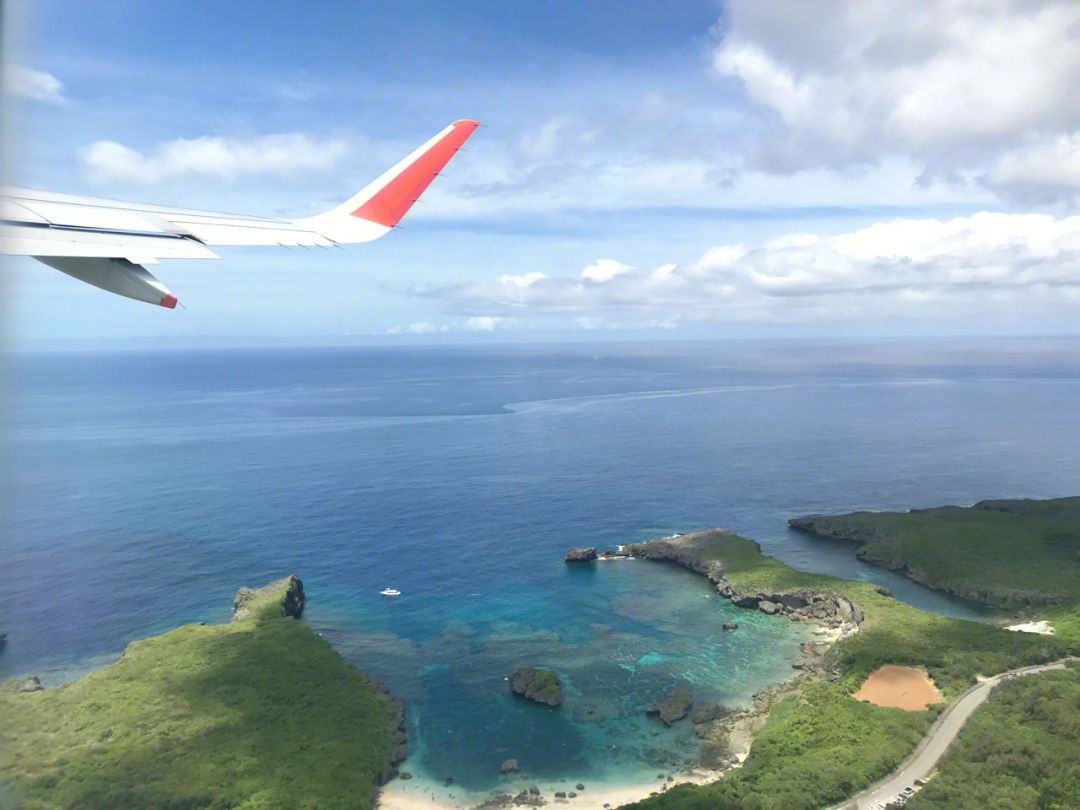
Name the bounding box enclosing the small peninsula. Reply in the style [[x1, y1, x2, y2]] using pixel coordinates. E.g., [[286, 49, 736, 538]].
[[0, 576, 405, 810]]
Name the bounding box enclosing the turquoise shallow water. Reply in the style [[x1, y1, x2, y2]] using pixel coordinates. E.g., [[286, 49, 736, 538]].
[[3, 341, 1080, 791], [309, 560, 811, 790]]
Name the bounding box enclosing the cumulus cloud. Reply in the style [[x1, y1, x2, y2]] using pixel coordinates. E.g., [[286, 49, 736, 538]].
[[411, 212, 1080, 321], [713, 0, 1080, 201], [6, 65, 65, 103], [464, 316, 508, 331], [78, 133, 350, 183], [581, 259, 633, 282]]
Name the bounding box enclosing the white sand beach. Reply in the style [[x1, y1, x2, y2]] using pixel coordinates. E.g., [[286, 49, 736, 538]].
[[377, 769, 726, 810], [1003, 619, 1055, 635]]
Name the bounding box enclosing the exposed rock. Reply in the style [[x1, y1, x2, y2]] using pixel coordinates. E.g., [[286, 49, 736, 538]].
[[0, 675, 43, 694], [692, 700, 728, 724], [758, 600, 781, 615], [565, 547, 598, 563], [554, 792, 567, 798], [646, 686, 693, 725], [400, 773, 413, 780], [367, 676, 408, 784], [568, 792, 577, 798], [875, 585, 894, 597], [722, 622, 738, 631], [576, 784, 585, 791], [232, 574, 305, 622], [501, 759, 520, 774], [510, 667, 563, 707], [529, 787, 541, 795]]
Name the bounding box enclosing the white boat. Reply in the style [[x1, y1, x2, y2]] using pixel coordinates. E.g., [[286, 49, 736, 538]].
[[380, 588, 401, 596]]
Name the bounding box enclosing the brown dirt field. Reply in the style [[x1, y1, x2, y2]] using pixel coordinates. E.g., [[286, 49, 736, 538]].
[[853, 665, 944, 710]]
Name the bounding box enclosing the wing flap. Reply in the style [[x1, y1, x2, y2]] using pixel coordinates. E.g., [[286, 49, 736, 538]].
[[0, 223, 219, 262]]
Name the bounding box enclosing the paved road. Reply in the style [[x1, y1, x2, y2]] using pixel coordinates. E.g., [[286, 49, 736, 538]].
[[830, 661, 1068, 810]]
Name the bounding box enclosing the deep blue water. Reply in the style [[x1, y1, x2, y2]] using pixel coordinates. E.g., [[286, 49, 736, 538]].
[[3, 340, 1080, 794]]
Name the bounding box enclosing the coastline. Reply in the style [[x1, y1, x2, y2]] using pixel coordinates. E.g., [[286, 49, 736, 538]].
[[377, 768, 725, 810]]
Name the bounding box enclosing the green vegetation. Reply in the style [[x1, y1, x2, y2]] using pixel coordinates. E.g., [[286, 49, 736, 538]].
[[628, 529, 1076, 810], [908, 665, 1080, 810], [791, 497, 1080, 611], [530, 669, 562, 703], [0, 579, 399, 810], [695, 532, 1071, 698], [627, 683, 936, 810]]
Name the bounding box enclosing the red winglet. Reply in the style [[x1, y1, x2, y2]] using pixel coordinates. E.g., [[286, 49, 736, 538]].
[[159, 294, 178, 309], [351, 119, 480, 228]]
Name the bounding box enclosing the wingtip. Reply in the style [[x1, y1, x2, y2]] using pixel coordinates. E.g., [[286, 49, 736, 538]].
[[159, 294, 178, 309]]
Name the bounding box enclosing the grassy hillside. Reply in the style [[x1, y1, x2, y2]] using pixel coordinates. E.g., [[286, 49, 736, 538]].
[[789, 497, 1080, 610], [0, 579, 399, 810], [907, 662, 1080, 810]]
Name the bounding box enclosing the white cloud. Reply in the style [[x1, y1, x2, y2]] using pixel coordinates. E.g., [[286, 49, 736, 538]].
[[413, 212, 1080, 321], [386, 321, 440, 335], [986, 134, 1080, 204], [581, 259, 633, 282], [714, 0, 1080, 201], [6, 65, 65, 103], [464, 316, 507, 331], [78, 133, 350, 183]]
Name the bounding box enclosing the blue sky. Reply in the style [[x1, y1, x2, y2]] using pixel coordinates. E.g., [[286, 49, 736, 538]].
[[6, 0, 1080, 344]]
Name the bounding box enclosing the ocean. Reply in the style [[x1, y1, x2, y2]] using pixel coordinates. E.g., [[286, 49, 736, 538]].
[[3, 339, 1079, 795]]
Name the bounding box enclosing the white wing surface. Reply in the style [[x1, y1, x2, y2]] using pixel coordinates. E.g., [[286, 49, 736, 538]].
[[0, 119, 480, 307]]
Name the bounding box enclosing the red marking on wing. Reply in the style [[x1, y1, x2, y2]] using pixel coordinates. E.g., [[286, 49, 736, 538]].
[[160, 294, 178, 309], [351, 119, 480, 228]]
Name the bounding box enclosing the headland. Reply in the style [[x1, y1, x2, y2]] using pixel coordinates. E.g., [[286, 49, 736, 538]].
[[0, 575, 405, 810]]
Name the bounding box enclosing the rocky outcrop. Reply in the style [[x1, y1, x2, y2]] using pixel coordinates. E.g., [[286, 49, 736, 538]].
[[599, 549, 630, 559], [722, 621, 738, 632], [624, 529, 865, 629], [369, 677, 408, 784], [564, 547, 598, 563], [692, 701, 728, 725], [0, 675, 43, 694], [646, 686, 693, 725], [510, 668, 563, 707], [232, 574, 305, 622]]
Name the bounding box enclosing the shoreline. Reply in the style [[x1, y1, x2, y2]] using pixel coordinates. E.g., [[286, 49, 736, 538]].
[[377, 768, 726, 810]]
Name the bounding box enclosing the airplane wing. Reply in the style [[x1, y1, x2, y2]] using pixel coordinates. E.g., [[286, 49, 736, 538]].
[[0, 119, 480, 308]]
